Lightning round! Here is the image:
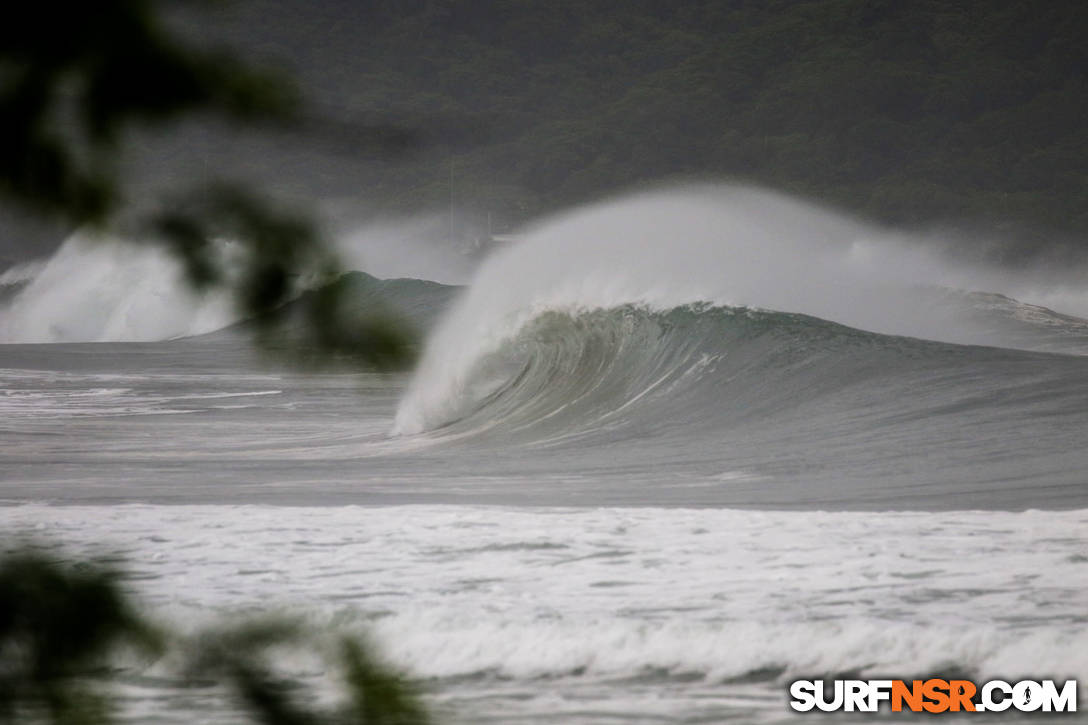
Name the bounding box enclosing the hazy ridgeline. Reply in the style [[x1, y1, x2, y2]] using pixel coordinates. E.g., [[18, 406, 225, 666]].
[[154, 0, 1088, 252], [5, 0, 1086, 269]]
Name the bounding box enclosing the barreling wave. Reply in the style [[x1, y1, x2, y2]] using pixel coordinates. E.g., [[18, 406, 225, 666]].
[[397, 299, 1088, 441], [398, 303, 831, 437], [395, 185, 1088, 436], [391, 187, 1088, 507]]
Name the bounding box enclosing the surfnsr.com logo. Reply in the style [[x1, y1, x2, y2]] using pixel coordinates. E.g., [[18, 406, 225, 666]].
[[789, 679, 1077, 713]]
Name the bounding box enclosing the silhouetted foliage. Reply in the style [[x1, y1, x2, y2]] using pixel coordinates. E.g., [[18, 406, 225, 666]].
[[188, 620, 430, 725], [0, 4, 425, 721], [0, 551, 160, 725], [0, 550, 431, 725], [0, 0, 415, 368], [146, 182, 414, 369], [0, 0, 297, 225]]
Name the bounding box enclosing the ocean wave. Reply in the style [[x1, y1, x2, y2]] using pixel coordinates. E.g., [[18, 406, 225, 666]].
[[395, 301, 1088, 441], [392, 296, 1088, 508], [0, 234, 236, 343], [0, 235, 462, 345]]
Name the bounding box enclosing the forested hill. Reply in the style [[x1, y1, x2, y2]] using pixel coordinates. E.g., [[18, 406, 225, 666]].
[[216, 1, 1088, 249]]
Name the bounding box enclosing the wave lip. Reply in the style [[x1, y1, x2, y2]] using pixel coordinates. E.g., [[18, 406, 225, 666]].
[[394, 297, 1088, 446]]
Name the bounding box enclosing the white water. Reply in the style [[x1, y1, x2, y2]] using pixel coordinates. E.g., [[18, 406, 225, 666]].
[[394, 185, 1088, 434], [4, 504, 1086, 723], [0, 234, 235, 343], [0, 259, 47, 286]]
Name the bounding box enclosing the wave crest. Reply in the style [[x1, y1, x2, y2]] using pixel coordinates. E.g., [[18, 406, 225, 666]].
[[395, 186, 1088, 436]]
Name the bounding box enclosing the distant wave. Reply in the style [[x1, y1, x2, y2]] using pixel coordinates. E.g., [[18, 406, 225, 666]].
[[0, 234, 236, 343], [0, 259, 46, 306], [0, 233, 461, 344]]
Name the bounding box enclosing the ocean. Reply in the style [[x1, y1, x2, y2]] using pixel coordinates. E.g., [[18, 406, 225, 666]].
[[2, 186, 1086, 722]]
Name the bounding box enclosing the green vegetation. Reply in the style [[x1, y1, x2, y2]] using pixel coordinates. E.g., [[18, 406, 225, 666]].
[[0, 552, 159, 724], [0, 0, 414, 367], [335, 0, 1087, 247], [0, 7, 435, 717], [0, 549, 430, 725]]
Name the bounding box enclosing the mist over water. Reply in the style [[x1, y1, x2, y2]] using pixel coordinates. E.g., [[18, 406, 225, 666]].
[[0, 214, 475, 343], [5, 184, 1087, 349], [0, 234, 235, 343], [333, 212, 481, 286]]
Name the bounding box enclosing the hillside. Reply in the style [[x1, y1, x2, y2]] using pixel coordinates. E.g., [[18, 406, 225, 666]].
[[213, 0, 1085, 250]]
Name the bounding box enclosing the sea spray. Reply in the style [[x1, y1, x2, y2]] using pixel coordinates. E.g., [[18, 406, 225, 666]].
[[0, 215, 477, 344], [0, 233, 235, 343], [394, 184, 1088, 435]]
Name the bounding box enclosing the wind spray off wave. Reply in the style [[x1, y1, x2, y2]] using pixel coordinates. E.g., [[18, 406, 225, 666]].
[[394, 185, 1088, 437], [0, 215, 472, 344], [0, 233, 236, 343]]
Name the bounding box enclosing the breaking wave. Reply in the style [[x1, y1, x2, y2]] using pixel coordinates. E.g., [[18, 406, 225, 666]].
[[0, 234, 235, 343], [0, 215, 472, 344], [395, 186, 1088, 436]]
